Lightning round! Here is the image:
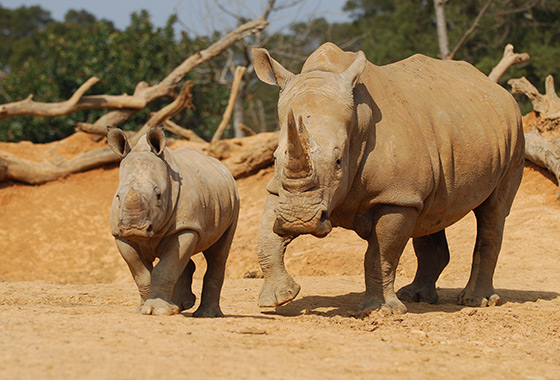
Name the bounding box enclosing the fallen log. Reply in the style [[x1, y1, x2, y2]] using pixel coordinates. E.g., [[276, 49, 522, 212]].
[[524, 128, 560, 200]]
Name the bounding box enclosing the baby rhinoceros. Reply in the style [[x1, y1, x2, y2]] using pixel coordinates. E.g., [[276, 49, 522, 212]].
[[108, 126, 239, 317]]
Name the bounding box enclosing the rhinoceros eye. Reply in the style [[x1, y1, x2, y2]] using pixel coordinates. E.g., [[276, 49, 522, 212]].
[[154, 187, 162, 201]]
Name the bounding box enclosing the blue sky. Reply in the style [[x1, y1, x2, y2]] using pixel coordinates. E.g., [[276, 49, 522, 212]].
[[1, 0, 352, 35]]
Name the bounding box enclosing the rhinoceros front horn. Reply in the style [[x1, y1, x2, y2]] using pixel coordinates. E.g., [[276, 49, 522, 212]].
[[284, 110, 312, 179]]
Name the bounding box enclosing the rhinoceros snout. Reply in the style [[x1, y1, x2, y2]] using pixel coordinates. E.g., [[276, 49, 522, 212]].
[[273, 208, 332, 238], [115, 222, 154, 241]]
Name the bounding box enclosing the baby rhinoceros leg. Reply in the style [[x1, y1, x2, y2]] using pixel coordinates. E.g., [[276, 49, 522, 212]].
[[193, 223, 236, 318], [397, 230, 450, 304], [172, 259, 196, 311], [140, 230, 198, 316]]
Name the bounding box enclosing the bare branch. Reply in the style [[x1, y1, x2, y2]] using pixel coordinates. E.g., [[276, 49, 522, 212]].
[[0, 77, 149, 120], [488, 44, 530, 82], [509, 75, 560, 120], [129, 80, 194, 146], [448, 0, 494, 60], [211, 66, 247, 143]]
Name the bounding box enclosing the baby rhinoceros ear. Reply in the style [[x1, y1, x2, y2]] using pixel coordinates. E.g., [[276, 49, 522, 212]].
[[147, 126, 166, 156], [107, 126, 131, 158]]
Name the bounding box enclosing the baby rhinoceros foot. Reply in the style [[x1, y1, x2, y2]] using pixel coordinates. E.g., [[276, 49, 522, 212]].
[[138, 298, 180, 316], [257, 277, 301, 307], [457, 288, 501, 308], [397, 282, 439, 304], [359, 296, 407, 315]]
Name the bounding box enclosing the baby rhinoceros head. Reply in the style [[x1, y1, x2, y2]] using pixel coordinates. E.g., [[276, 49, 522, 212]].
[[108, 126, 173, 242]]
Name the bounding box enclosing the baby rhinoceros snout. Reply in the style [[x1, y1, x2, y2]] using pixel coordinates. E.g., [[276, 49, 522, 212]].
[[115, 220, 154, 241], [113, 188, 156, 241]]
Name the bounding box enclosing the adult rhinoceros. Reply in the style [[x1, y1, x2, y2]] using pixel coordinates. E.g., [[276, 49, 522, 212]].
[[252, 42, 524, 314]]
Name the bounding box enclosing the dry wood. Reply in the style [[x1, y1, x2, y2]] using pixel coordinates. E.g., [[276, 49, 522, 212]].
[[238, 123, 256, 136], [0, 147, 118, 185], [448, 0, 494, 60], [219, 132, 278, 178], [488, 44, 530, 83], [524, 128, 560, 200], [81, 18, 268, 135], [211, 66, 248, 143], [163, 120, 206, 143], [0, 77, 147, 120], [509, 75, 560, 121], [129, 81, 194, 146]]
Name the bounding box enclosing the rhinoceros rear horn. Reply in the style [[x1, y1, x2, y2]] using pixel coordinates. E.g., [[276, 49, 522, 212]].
[[284, 110, 312, 179], [107, 126, 131, 158], [147, 126, 166, 156]]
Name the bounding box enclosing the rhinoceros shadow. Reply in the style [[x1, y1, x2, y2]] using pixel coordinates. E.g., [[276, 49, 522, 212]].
[[273, 288, 560, 317]]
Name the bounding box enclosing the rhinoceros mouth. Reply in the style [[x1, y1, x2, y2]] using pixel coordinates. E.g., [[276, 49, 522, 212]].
[[273, 207, 332, 238], [114, 224, 154, 241]]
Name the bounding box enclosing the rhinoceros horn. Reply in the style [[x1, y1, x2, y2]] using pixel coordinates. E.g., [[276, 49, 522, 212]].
[[284, 110, 312, 179]]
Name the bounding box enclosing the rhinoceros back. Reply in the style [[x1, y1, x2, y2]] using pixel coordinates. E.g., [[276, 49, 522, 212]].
[[167, 146, 239, 251]]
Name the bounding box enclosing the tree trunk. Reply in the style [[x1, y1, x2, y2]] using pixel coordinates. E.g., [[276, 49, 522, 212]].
[[434, 0, 450, 60]]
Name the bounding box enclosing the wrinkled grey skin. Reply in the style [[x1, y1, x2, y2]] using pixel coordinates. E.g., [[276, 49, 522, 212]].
[[252, 43, 524, 314], [108, 126, 239, 317]]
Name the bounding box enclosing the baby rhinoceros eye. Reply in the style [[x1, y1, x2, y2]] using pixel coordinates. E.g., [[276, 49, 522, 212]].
[[155, 187, 162, 202]]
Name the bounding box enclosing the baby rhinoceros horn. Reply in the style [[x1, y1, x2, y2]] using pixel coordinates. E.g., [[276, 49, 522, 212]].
[[284, 110, 312, 179]]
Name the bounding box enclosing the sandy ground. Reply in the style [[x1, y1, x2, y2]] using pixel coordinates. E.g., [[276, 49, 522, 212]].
[[0, 134, 559, 379]]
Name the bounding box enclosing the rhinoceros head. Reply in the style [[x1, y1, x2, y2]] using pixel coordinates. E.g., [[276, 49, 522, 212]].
[[108, 126, 174, 242], [253, 47, 366, 237]]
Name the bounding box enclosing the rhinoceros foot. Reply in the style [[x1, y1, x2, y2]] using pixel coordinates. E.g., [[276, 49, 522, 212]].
[[397, 282, 439, 304], [138, 298, 180, 316], [257, 276, 301, 307], [359, 296, 407, 315], [193, 304, 224, 318], [457, 289, 500, 307]]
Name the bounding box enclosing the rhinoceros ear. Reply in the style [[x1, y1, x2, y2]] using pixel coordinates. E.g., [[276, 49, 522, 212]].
[[107, 126, 131, 158], [252, 48, 295, 90], [340, 50, 367, 89], [147, 126, 166, 156]]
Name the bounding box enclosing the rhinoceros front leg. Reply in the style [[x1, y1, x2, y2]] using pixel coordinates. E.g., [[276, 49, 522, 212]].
[[115, 238, 152, 308], [361, 206, 418, 315], [139, 230, 198, 316], [397, 230, 450, 304], [257, 194, 299, 307]]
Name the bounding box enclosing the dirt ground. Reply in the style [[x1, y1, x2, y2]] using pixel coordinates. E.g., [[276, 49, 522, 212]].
[[0, 134, 559, 379]]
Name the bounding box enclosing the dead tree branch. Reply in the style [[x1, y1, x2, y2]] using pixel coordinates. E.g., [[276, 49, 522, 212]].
[[0, 77, 147, 120], [448, 0, 494, 60], [129, 81, 194, 146], [509, 75, 560, 122], [524, 128, 560, 200], [488, 44, 530, 82], [211, 66, 247, 143], [78, 17, 269, 135], [163, 120, 206, 143]]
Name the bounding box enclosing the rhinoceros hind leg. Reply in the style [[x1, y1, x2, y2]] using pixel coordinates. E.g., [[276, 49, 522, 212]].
[[458, 164, 522, 308], [172, 259, 196, 311], [397, 230, 450, 304]]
